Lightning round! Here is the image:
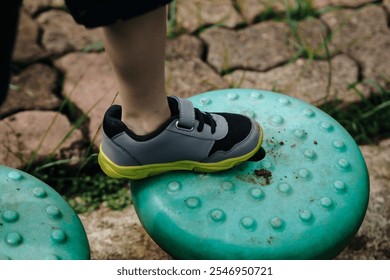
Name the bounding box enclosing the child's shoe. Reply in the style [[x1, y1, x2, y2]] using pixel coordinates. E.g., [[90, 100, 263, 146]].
[[98, 96, 263, 180]]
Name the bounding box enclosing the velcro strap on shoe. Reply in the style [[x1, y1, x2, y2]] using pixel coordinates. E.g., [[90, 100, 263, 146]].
[[173, 96, 195, 130]]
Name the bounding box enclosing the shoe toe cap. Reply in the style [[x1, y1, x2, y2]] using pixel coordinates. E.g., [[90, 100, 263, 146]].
[[208, 113, 261, 160]]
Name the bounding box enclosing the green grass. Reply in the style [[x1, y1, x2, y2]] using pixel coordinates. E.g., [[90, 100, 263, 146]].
[[24, 96, 129, 213], [277, 0, 390, 145], [231, 0, 390, 146], [82, 40, 105, 53], [30, 154, 131, 213], [251, 0, 320, 23], [13, 58, 129, 213], [320, 80, 390, 144], [284, 0, 319, 21], [284, 1, 332, 61], [167, 0, 186, 39]]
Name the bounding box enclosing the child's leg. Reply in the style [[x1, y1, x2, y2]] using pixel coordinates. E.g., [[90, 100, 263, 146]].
[[101, 7, 170, 136], [65, 1, 263, 180]]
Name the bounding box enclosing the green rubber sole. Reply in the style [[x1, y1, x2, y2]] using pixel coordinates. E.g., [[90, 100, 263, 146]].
[[98, 127, 263, 180]]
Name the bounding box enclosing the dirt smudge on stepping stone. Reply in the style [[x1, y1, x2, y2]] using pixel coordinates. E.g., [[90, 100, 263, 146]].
[[254, 169, 272, 186]]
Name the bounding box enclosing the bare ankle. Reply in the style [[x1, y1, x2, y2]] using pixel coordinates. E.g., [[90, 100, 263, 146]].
[[121, 107, 171, 136]]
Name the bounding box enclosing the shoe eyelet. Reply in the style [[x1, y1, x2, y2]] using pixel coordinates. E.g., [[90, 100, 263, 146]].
[[175, 120, 194, 132]]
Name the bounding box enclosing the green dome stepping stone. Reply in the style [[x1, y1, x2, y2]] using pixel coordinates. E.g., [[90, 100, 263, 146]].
[[131, 89, 369, 260], [0, 165, 90, 260]]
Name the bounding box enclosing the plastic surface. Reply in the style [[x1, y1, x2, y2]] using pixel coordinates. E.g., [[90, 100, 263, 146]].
[[131, 89, 369, 259], [0, 165, 90, 260]]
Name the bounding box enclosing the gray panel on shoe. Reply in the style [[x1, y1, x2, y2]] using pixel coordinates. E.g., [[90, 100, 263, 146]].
[[111, 115, 229, 165]]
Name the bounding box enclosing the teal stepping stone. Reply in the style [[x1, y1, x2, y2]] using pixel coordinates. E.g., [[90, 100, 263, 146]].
[[0, 165, 90, 260], [131, 89, 369, 259]]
